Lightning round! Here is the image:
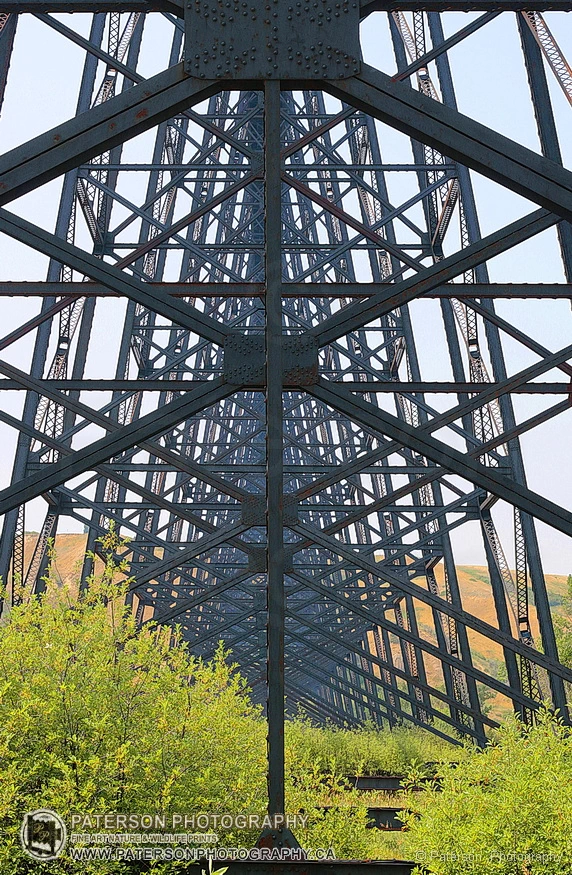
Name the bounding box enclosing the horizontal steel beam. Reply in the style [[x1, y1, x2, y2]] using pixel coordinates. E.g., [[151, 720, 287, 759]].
[[0, 0, 182, 10], [361, 0, 571, 11], [0, 379, 568, 393], [0, 281, 263, 297], [0, 281, 569, 299], [0, 0, 568, 13], [0, 379, 209, 390], [289, 283, 572, 300], [306, 382, 570, 394]]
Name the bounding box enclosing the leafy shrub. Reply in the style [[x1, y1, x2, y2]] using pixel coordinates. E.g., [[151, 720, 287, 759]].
[[401, 709, 572, 875], [0, 539, 407, 870], [286, 715, 460, 777], [0, 548, 267, 872]]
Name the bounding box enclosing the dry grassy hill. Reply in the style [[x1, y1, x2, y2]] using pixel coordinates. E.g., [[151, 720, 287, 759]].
[[23, 532, 569, 722]]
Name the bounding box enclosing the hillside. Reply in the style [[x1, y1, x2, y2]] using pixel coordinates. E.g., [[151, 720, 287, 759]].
[[22, 532, 569, 723]]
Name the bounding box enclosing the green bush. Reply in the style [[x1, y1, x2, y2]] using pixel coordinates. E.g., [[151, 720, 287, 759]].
[[0, 546, 267, 872], [401, 709, 572, 875], [286, 715, 460, 777]]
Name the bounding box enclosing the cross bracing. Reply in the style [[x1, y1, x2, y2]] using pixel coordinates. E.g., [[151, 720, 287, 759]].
[[0, 2, 571, 814]]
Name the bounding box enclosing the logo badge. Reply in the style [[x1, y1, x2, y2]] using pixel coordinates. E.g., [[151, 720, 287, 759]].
[[20, 809, 67, 860]]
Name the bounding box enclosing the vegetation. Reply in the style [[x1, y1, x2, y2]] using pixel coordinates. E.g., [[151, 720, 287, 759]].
[[401, 710, 572, 874], [0, 537, 268, 872], [0, 538, 570, 874], [554, 574, 572, 670], [0, 536, 407, 871], [285, 717, 460, 777]]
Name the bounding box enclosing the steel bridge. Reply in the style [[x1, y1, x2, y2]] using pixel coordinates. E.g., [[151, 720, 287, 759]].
[[0, 0, 571, 819]]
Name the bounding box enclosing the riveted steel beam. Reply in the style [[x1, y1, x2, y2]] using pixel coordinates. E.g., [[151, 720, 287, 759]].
[[0, 0, 569, 12], [309, 380, 572, 536], [0, 64, 220, 206], [0, 281, 569, 298], [312, 210, 557, 347]]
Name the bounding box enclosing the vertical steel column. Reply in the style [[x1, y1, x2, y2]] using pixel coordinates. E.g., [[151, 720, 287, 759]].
[[264, 80, 285, 819]]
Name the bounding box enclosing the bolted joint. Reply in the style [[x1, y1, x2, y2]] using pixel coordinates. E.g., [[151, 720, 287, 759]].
[[248, 545, 294, 574], [184, 0, 360, 80], [241, 494, 299, 527], [223, 332, 318, 387]]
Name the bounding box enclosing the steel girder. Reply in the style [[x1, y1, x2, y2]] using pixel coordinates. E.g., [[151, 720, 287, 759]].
[[0, 4, 571, 818], [0, 1, 571, 10]]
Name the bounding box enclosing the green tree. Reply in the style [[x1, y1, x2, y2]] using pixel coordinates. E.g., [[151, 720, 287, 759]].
[[0, 536, 267, 873]]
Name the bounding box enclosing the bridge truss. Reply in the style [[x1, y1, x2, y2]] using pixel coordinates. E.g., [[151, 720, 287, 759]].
[[0, 0, 571, 812]]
